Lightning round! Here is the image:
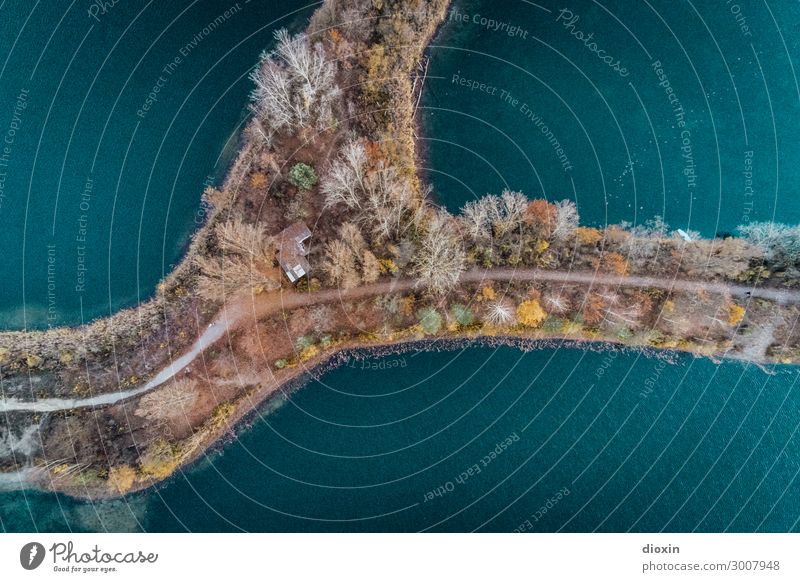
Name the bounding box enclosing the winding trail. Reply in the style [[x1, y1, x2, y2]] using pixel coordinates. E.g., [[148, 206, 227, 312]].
[[2, 268, 798, 413]]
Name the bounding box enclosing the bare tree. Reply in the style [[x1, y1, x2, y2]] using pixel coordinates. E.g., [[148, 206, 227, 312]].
[[321, 239, 360, 289], [361, 250, 381, 283], [461, 197, 493, 240], [552, 200, 579, 241], [412, 211, 465, 294], [459, 190, 527, 240], [322, 139, 420, 241], [492, 190, 527, 236], [485, 301, 514, 326], [214, 219, 273, 261], [194, 218, 280, 302], [321, 140, 368, 209], [250, 29, 340, 135], [739, 221, 800, 266], [194, 254, 279, 302]]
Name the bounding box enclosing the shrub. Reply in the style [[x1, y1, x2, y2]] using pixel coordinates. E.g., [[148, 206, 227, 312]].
[[138, 439, 182, 480], [288, 162, 317, 190], [107, 465, 137, 495], [274, 359, 288, 369], [417, 307, 442, 334], [450, 304, 474, 326], [517, 300, 547, 327], [542, 316, 565, 333], [727, 303, 746, 325], [295, 336, 314, 351]]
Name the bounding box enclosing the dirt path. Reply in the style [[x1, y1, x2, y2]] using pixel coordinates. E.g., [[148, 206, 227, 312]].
[[2, 268, 797, 413]]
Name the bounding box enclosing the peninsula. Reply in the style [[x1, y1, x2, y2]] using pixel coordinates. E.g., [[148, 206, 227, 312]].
[[1, 0, 799, 500]]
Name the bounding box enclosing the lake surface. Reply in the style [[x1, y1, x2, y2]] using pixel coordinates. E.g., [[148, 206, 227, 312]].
[[420, 0, 800, 235], [0, 0, 314, 328], [2, 0, 800, 532]]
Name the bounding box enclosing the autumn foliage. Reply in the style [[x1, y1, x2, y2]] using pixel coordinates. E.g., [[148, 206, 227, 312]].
[[517, 299, 547, 327]]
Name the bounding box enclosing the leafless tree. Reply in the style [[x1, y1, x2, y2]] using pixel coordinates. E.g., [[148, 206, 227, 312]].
[[194, 253, 279, 302], [412, 211, 465, 294], [322, 139, 421, 241], [461, 197, 493, 240], [459, 190, 527, 240], [552, 200, 579, 241], [214, 219, 273, 262], [250, 29, 340, 135], [321, 140, 368, 209], [361, 250, 381, 283], [492, 190, 527, 236], [321, 239, 360, 289], [194, 218, 280, 301], [485, 301, 514, 326]]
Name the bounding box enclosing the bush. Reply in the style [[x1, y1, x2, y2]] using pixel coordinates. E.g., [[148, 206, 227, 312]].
[[450, 304, 474, 326], [107, 465, 137, 495], [542, 316, 565, 333], [274, 359, 288, 369], [417, 307, 442, 334], [288, 163, 317, 190], [295, 336, 314, 351]]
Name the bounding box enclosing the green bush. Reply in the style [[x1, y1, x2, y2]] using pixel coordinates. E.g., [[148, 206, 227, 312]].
[[417, 307, 442, 334], [295, 336, 314, 351], [274, 359, 288, 369], [288, 163, 317, 190], [450, 304, 474, 326], [542, 316, 565, 333]]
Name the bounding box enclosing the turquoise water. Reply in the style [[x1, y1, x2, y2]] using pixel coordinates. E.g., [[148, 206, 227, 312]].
[[2, 347, 799, 532], [0, 0, 314, 328], [3, 0, 800, 533], [420, 0, 800, 235]]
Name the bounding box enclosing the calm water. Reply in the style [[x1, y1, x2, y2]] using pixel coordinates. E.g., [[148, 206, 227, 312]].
[[0, 0, 314, 328], [420, 0, 800, 234], [2, 0, 800, 532]]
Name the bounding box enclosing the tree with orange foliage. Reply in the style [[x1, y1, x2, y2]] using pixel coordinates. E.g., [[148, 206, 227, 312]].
[[582, 293, 607, 326], [525, 199, 556, 237], [516, 299, 547, 327], [602, 252, 629, 276]]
